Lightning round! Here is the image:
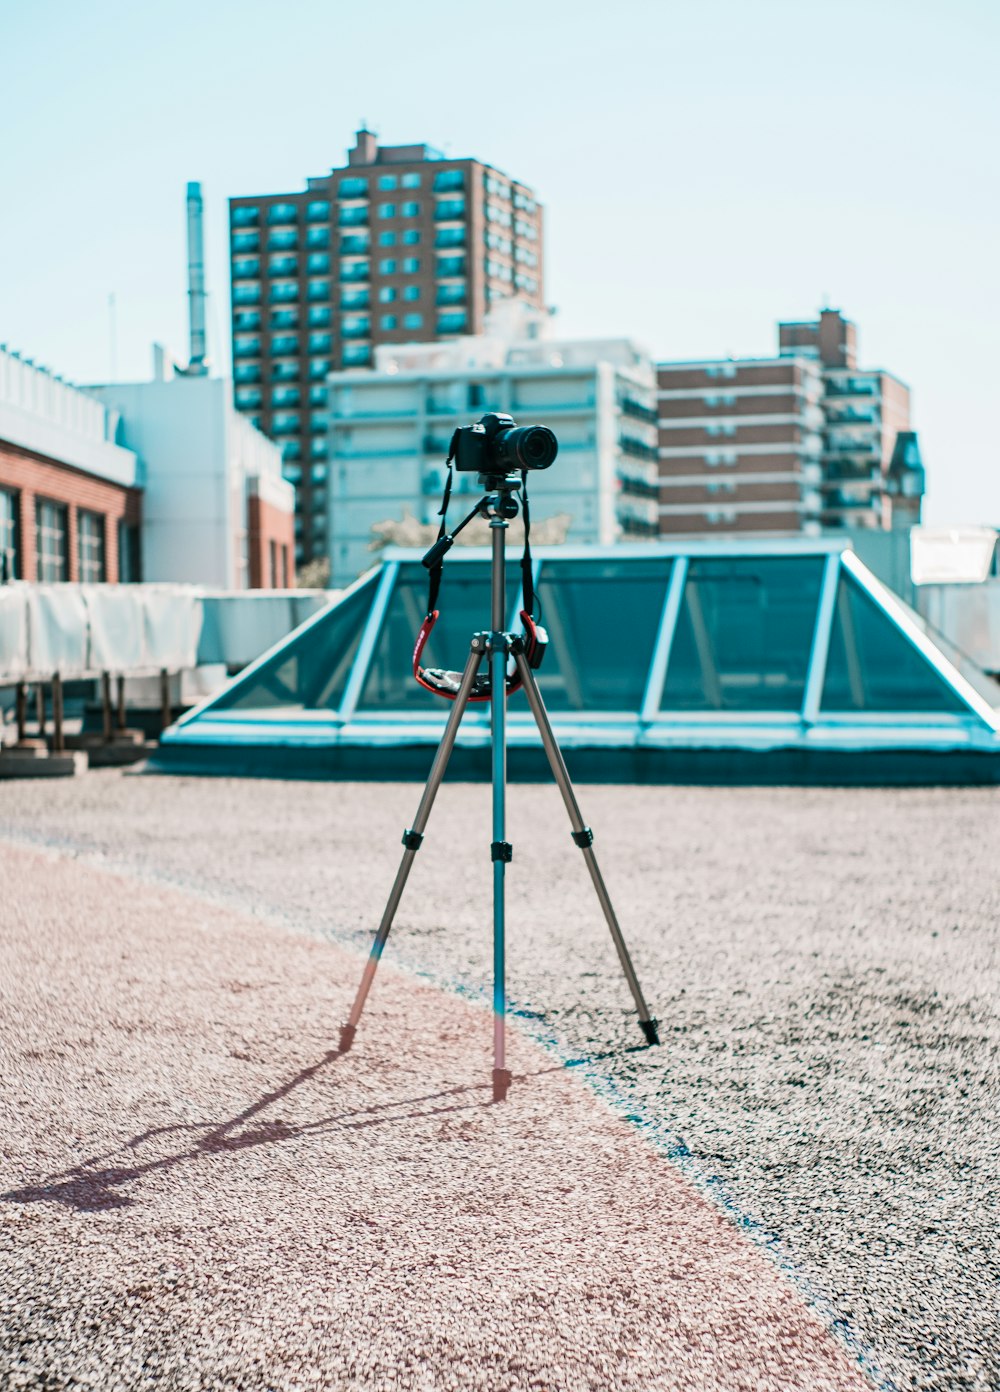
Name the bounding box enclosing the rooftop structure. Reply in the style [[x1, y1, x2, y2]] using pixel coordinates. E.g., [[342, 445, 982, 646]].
[[228, 127, 545, 567], [159, 537, 1000, 784]]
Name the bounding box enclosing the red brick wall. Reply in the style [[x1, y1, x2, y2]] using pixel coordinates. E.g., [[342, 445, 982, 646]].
[[0, 439, 141, 582], [247, 493, 295, 588]]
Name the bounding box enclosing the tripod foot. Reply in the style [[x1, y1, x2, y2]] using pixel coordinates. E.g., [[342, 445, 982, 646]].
[[492, 1068, 512, 1103], [339, 1024, 357, 1054], [639, 1018, 660, 1047]]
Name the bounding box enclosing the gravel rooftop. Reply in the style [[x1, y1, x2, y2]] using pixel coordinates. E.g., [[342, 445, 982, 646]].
[[1, 770, 997, 1391]]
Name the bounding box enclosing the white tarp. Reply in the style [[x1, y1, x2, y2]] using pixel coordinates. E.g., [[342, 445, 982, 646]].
[[0, 583, 204, 682]]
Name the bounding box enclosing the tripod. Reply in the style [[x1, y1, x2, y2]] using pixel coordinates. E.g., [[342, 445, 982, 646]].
[[339, 478, 659, 1101]]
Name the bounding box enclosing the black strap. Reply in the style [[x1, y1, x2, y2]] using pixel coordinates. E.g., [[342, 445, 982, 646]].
[[427, 435, 457, 614], [520, 468, 534, 619]]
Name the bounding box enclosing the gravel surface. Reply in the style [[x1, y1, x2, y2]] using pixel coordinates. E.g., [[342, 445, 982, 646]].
[[2, 770, 998, 1390]]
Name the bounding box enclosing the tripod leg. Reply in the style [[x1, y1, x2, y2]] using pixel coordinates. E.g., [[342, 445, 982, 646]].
[[512, 651, 660, 1046], [340, 640, 485, 1053]]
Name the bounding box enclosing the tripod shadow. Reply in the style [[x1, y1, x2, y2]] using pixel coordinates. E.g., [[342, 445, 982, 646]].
[[2, 1045, 581, 1214]]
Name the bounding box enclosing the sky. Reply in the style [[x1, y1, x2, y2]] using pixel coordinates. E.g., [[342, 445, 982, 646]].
[[3, 0, 998, 524]]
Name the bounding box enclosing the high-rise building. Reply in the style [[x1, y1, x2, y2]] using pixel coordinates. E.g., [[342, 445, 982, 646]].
[[228, 128, 545, 566], [656, 309, 923, 536]]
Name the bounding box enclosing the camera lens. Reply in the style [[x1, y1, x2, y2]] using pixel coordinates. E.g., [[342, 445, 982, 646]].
[[495, 424, 558, 471]]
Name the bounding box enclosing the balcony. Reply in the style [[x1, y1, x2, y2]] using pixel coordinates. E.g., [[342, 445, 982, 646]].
[[340, 262, 370, 283], [339, 207, 369, 228], [434, 198, 466, 221], [825, 379, 877, 397], [619, 397, 658, 425], [619, 435, 658, 462], [618, 475, 660, 500]]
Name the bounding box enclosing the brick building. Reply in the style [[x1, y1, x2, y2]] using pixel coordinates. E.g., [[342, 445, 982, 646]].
[[657, 309, 924, 536], [228, 127, 545, 566], [0, 346, 141, 583], [0, 344, 293, 589]]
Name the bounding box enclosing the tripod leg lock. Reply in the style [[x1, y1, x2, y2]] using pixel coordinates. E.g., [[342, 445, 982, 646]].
[[491, 841, 513, 862], [571, 827, 594, 849], [401, 829, 424, 851]]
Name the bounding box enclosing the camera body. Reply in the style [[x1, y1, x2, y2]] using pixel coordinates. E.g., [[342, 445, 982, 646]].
[[452, 412, 558, 475]]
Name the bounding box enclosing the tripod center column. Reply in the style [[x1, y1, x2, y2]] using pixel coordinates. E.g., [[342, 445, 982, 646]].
[[489, 513, 512, 1102]]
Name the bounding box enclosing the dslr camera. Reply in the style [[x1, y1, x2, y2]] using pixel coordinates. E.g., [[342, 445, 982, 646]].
[[452, 412, 558, 476]]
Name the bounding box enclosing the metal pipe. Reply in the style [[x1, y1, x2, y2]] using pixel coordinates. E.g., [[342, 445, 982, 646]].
[[185, 182, 208, 375], [51, 673, 64, 753]]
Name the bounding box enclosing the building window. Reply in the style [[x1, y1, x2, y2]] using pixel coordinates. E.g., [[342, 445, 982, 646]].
[[339, 261, 369, 283], [342, 344, 371, 366], [341, 288, 370, 309], [307, 200, 331, 221], [403, 285, 420, 301], [234, 363, 261, 382], [268, 254, 297, 276], [435, 227, 465, 248], [234, 335, 262, 357], [310, 358, 331, 379], [379, 258, 397, 274], [433, 170, 465, 192], [118, 521, 141, 582], [235, 387, 262, 408], [437, 311, 468, 333], [339, 205, 369, 227], [281, 441, 302, 463], [0, 487, 19, 581], [36, 499, 68, 582], [437, 255, 466, 277], [378, 175, 398, 191], [378, 204, 396, 220], [309, 385, 328, 406], [401, 172, 421, 189], [402, 229, 421, 246], [401, 202, 420, 218], [342, 315, 371, 338], [268, 228, 297, 251], [403, 313, 423, 330], [232, 256, 260, 279], [308, 305, 332, 326], [379, 231, 397, 247], [272, 361, 299, 381], [311, 462, 328, 481], [339, 176, 368, 198], [77, 509, 106, 582], [378, 286, 397, 303], [271, 333, 299, 355], [307, 252, 330, 273], [233, 283, 261, 305], [402, 257, 420, 274], [436, 283, 466, 305], [340, 234, 369, 255], [233, 309, 261, 330], [309, 332, 333, 352], [232, 205, 260, 227], [270, 282, 299, 304], [307, 226, 331, 248], [381, 314, 397, 330], [435, 198, 466, 220], [272, 386, 301, 407], [308, 278, 332, 301], [271, 413, 301, 435], [311, 438, 329, 459], [310, 411, 327, 433], [268, 202, 298, 224], [271, 308, 298, 329]]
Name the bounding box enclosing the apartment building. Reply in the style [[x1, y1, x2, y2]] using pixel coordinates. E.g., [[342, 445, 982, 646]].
[[657, 309, 924, 536], [323, 309, 658, 586], [657, 356, 824, 534], [228, 128, 545, 566]]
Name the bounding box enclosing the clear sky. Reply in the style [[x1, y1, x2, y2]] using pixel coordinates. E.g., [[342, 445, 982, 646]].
[[4, 0, 998, 524]]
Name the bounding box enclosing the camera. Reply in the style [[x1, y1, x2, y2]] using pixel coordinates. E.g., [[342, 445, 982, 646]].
[[452, 412, 558, 475]]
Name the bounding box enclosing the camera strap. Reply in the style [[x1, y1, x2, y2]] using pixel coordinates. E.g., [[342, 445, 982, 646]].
[[425, 432, 458, 615]]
